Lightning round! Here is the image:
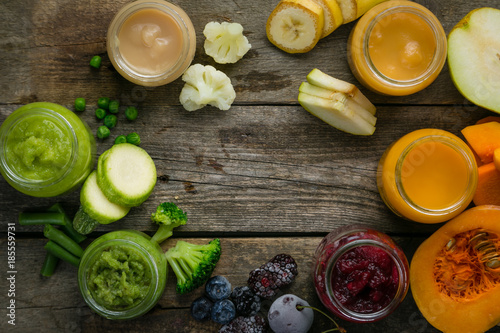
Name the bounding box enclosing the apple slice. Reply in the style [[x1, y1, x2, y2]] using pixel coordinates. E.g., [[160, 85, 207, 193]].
[[298, 92, 375, 135], [448, 7, 500, 114], [266, 0, 324, 53], [306, 68, 376, 114], [299, 82, 376, 126]]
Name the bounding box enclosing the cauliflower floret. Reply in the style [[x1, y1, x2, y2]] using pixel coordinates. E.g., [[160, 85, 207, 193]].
[[203, 21, 251, 64], [179, 64, 236, 111]]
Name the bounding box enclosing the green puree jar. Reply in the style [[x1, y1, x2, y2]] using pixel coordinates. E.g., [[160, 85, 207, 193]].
[[0, 102, 95, 197], [78, 230, 167, 320]]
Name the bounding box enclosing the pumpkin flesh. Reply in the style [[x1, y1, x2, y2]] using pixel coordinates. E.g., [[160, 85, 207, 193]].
[[410, 205, 500, 333]]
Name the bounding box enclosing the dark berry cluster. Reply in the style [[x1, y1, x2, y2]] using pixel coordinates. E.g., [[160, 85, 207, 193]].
[[248, 254, 298, 298]]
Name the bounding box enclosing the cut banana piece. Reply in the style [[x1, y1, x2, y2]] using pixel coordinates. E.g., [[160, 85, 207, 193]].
[[312, 0, 343, 38], [266, 0, 324, 53], [335, 0, 356, 23]]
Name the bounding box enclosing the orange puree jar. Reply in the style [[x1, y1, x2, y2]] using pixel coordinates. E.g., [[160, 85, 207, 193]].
[[347, 1, 447, 96], [377, 129, 478, 223], [107, 0, 196, 86]]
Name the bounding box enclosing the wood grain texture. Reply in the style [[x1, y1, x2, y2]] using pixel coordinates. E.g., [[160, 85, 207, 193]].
[[1, 0, 500, 332], [0, 237, 440, 333]]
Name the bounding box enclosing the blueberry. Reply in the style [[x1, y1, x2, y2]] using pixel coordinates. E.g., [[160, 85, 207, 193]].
[[211, 299, 236, 325], [191, 296, 213, 321], [205, 275, 232, 301]]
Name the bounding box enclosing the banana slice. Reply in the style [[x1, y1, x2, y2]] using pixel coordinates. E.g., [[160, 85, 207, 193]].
[[266, 0, 324, 53], [313, 0, 343, 38]]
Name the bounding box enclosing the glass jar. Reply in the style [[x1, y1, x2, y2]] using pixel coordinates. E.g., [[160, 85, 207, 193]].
[[347, 0, 447, 96], [78, 230, 167, 320], [312, 225, 409, 323], [0, 102, 95, 197], [377, 129, 478, 223], [107, 0, 196, 86]]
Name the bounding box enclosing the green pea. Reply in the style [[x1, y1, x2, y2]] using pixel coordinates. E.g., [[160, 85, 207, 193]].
[[95, 108, 106, 120], [126, 132, 141, 145], [89, 55, 102, 69], [108, 100, 120, 114], [114, 135, 127, 144], [97, 126, 110, 139], [104, 114, 117, 129], [74, 98, 86, 112], [125, 106, 138, 121], [97, 97, 110, 110]]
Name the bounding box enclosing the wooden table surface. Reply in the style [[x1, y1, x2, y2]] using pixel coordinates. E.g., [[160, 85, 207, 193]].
[[1, 0, 500, 332]]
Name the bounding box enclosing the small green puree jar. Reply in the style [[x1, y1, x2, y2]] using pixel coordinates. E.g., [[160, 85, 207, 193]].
[[78, 230, 167, 320], [0, 102, 95, 197]]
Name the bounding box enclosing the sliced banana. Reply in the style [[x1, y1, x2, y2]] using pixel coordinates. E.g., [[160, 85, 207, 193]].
[[266, 0, 324, 53], [312, 0, 343, 38]]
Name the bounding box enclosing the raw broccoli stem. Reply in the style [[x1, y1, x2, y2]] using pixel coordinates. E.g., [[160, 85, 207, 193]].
[[166, 256, 188, 285], [40, 252, 59, 277], [47, 203, 86, 243], [44, 241, 80, 267], [44, 224, 84, 258]]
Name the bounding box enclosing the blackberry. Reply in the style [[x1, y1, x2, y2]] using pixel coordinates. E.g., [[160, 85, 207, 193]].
[[219, 315, 267, 333], [191, 296, 213, 321], [231, 286, 261, 316], [248, 254, 298, 298]]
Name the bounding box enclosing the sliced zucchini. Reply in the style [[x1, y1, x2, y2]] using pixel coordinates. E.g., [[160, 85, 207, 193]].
[[73, 171, 130, 234], [97, 143, 157, 207]]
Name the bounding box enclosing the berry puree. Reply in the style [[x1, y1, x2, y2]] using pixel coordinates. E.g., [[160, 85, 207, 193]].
[[331, 245, 398, 313], [312, 226, 409, 322]]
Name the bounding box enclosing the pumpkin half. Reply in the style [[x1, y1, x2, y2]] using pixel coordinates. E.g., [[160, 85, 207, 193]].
[[410, 205, 500, 333]]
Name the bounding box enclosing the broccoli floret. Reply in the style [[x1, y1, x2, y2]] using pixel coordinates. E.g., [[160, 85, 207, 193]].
[[150, 202, 187, 244], [165, 238, 221, 294]]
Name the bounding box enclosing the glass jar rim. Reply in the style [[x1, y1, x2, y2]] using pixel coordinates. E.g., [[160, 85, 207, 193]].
[[395, 134, 477, 216], [362, 3, 446, 87], [107, 0, 194, 84], [324, 238, 409, 322], [78, 238, 161, 319], [0, 107, 79, 188]]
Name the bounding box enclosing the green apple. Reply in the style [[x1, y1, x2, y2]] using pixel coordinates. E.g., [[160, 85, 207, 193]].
[[448, 7, 500, 113], [298, 91, 376, 135], [299, 82, 377, 126], [306, 68, 376, 114]]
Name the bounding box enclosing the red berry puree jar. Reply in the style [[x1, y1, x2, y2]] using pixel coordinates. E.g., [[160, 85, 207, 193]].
[[312, 225, 409, 323]]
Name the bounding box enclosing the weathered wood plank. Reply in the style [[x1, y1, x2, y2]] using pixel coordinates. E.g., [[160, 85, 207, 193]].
[[0, 0, 496, 106], [0, 104, 490, 236], [0, 237, 439, 332]]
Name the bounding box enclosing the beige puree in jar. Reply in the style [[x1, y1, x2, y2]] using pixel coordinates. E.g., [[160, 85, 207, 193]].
[[118, 8, 182, 75]]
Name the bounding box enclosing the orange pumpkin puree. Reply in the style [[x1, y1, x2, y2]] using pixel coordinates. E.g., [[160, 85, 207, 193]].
[[368, 12, 436, 81], [401, 140, 469, 210]]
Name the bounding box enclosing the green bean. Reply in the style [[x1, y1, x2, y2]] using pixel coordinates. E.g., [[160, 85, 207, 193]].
[[18, 212, 65, 226], [40, 252, 59, 277], [44, 224, 84, 258], [46, 203, 86, 244], [44, 241, 80, 267]]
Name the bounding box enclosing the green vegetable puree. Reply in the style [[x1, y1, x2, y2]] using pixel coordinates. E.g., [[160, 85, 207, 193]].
[[5, 115, 73, 181], [88, 245, 152, 309]]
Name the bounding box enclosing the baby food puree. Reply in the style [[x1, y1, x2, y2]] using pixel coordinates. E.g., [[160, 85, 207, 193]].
[[0, 102, 95, 197], [348, 0, 447, 96], [377, 129, 478, 223]]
